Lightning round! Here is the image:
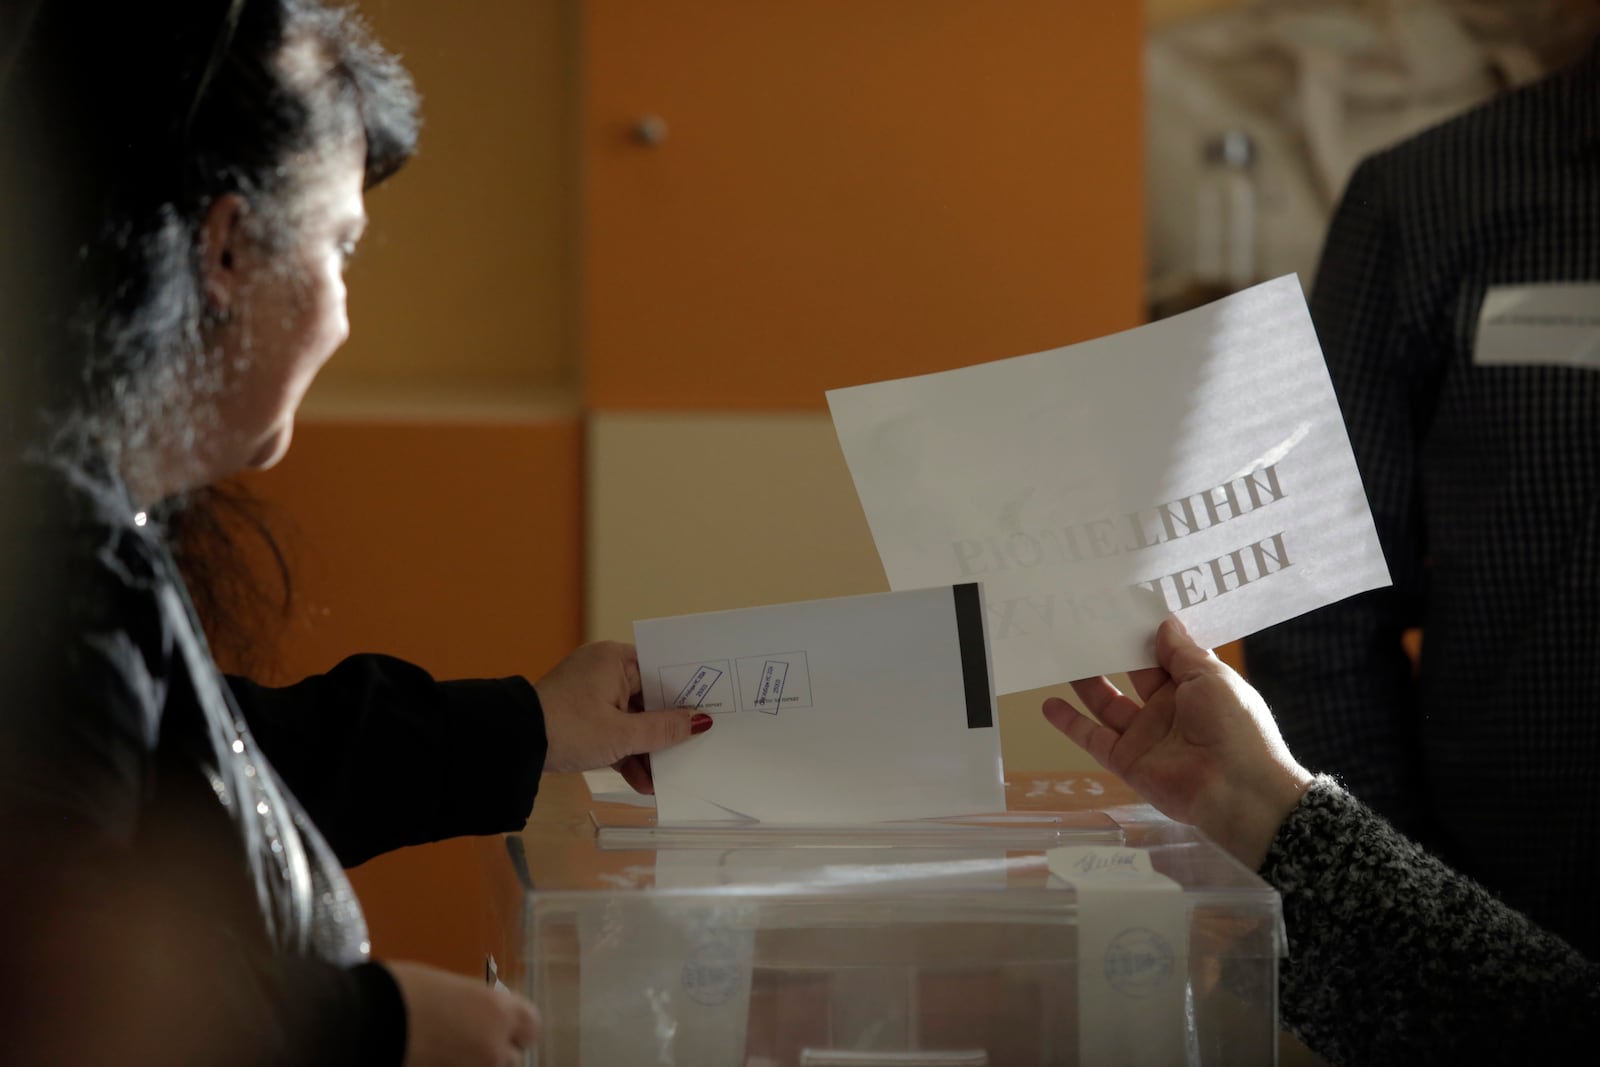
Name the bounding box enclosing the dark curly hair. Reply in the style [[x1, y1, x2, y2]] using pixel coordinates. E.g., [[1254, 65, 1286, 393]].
[[1, 0, 420, 661]]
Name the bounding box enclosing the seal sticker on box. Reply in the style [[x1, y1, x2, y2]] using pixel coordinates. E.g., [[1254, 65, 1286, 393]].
[[1048, 846, 1187, 1066], [681, 933, 745, 1006], [1103, 926, 1176, 998], [579, 904, 753, 1064]]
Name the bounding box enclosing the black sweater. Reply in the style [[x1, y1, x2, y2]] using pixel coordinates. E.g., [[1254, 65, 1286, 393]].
[[1, 459, 546, 1064]]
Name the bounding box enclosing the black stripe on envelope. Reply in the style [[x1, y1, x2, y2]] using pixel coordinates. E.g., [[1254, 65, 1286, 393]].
[[953, 583, 993, 729]]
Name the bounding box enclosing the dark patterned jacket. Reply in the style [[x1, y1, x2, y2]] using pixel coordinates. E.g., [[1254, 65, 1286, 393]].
[[1244, 43, 1600, 955]]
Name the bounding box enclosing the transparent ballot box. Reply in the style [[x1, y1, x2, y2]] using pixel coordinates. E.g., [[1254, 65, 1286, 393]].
[[485, 774, 1285, 1067]]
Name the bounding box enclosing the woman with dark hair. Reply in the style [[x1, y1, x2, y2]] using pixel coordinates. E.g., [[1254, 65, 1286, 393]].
[[0, 2, 707, 1063]]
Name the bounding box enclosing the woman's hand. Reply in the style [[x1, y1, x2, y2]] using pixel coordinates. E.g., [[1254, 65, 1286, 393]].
[[1041, 617, 1313, 869], [535, 641, 711, 793], [387, 962, 539, 1067]]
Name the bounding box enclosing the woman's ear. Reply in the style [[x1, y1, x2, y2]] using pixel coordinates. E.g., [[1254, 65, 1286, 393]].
[[199, 193, 249, 317]]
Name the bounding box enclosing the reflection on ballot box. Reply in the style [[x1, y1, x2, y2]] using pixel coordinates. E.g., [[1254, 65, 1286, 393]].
[[483, 773, 1284, 1066]]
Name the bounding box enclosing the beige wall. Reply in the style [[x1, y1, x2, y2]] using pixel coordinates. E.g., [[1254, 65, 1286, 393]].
[[586, 412, 1106, 776]]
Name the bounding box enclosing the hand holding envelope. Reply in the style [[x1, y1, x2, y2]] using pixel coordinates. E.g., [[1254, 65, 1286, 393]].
[[637, 585, 1006, 824], [534, 639, 712, 793]]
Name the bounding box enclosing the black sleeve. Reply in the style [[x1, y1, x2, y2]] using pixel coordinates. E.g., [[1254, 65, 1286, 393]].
[[261, 957, 408, 1066], [1, 520, 166, 847], [228, 656, 548, 867], [1, 517, 410, 1065]]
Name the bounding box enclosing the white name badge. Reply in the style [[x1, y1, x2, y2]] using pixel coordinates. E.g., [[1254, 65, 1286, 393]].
[[1475, 284, 1600, 368]]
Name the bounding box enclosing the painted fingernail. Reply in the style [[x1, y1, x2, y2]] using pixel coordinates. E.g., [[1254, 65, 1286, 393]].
[[690, 713, 713, 735]]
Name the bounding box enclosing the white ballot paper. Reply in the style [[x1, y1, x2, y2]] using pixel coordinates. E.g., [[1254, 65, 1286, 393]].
[[637, 585, 1006, 824], [827, 274, 1391, 690]]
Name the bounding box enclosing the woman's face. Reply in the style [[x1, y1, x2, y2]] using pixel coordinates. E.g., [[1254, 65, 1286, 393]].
[[204, 147, 367, 480]]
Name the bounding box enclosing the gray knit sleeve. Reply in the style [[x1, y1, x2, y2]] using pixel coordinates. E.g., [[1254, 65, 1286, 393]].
[[1261, 776, 1600, 1065]]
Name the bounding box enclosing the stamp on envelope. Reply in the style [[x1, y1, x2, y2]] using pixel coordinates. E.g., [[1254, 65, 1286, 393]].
[[672, 665, 723, 708], [659, 660, 734, 712], [735, 651, 813, 713], [751, 659, 788, 714]]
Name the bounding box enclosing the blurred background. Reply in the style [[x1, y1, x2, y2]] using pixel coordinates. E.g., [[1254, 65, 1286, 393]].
[[230, 1, 1600, 1059]]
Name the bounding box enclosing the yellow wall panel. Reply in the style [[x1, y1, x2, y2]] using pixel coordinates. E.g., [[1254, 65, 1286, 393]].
[[585, 413, 887, 634], [312, 0, 578, 401], [587, 412, 1102, 774]]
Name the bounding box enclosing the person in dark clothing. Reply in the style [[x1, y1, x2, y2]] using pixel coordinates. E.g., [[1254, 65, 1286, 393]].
[[1242, 41, 1600, 956], [0, 3, 708, 1063]]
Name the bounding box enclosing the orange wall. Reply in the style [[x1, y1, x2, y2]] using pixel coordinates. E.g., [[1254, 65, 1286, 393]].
[[242, 423, 582, 687], [584, 0, 1144, 408]]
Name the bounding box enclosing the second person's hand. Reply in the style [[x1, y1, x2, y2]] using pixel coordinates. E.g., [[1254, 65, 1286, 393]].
[[1041, 617, 1312, 869]]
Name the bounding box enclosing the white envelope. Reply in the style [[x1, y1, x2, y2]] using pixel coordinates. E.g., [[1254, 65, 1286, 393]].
[[637, 584, 1006, 824], [827, 274, 1392, 691]]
